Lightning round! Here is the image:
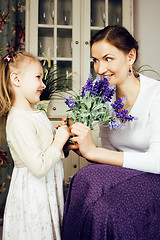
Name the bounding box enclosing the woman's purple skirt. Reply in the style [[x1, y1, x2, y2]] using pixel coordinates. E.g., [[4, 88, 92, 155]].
[[62, 164, 160, 240]]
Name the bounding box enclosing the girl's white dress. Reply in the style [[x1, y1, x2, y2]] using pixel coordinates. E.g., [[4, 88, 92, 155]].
[[3, 107, 64, 240]]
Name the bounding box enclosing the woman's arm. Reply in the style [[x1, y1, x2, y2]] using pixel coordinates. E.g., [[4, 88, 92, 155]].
[[123, 89, 160, 174], [71, 122, 123, 167], [71, 87, 160, 174]]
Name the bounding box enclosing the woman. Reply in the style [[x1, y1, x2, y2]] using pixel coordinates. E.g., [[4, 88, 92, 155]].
[[62, 25, 160, 239]]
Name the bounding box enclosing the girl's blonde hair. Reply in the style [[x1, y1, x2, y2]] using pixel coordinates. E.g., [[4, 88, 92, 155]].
[[0, 50, 39, 144]]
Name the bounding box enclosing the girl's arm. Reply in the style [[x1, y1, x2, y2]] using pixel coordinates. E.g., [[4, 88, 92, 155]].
[[7, 114, 70, 178], [52, 125, 70, 152]]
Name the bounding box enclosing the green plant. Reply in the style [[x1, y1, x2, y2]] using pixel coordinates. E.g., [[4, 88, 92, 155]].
[[134, 64, 160, 78], [65, 74, 135, 131], [40, 60, 73, 101]]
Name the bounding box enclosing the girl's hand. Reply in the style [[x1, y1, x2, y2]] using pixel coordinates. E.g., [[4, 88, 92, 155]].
[[71, 122, 97, 160], [55, 116, 73, 129], [55, 117, 66, 128], [53, 125, 70, 152], [55, 118, 84, 157]]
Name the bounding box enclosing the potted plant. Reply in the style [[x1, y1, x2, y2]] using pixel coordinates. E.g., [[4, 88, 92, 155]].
[[35, 59, 73, 112], [134, 64, 160, 79]]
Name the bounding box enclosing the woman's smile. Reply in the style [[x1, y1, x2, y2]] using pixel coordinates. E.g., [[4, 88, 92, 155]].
[[91, 39, 131, 86]]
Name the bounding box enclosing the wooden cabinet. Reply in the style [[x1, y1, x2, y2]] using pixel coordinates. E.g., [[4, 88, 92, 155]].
[[25, 0, 133, 181]]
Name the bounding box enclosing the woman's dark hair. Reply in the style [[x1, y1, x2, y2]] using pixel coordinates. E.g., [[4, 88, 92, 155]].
[[91, 25, 139, 61]]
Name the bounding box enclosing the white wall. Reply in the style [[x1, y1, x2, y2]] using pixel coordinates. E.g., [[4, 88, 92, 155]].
[[134, 0, 160, 79]]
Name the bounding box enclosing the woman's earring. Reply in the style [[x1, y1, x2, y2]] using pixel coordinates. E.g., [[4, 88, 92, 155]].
[[128, 67, 132, 76]]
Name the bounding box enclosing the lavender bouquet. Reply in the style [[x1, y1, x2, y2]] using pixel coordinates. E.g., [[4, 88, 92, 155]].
[[65, 74, 134, 131]]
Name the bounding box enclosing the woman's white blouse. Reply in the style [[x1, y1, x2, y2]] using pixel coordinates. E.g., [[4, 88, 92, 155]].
[[99, 74, 160, 174]]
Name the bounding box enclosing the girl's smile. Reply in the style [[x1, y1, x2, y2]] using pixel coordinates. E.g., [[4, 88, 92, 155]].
[[37, 89, 44, 95], [10, 59, 46, 110]]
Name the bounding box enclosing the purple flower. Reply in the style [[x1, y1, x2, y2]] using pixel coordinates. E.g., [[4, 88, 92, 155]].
[[99, 80, 115, 102], [109, 121, 122, 130], [81, 75, 115, 102], [65, 96, 76, 110], [81, 76, 93, 97], [111, 98, 134, 123], [111, 98, 124, 110], [64, 73, 135, 131]]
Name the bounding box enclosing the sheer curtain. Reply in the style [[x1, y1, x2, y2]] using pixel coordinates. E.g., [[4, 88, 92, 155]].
[[0, 0, 26, 221]]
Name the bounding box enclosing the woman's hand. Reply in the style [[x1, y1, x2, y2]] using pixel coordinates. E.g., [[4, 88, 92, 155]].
[[55, 118, 92, 158], [63, 142, 80, 158], [71, 122, 97, 160], [55, 117, 80, 156]]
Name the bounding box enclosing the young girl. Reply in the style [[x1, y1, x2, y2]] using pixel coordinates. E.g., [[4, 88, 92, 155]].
[[0, 51, 70, 240]]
